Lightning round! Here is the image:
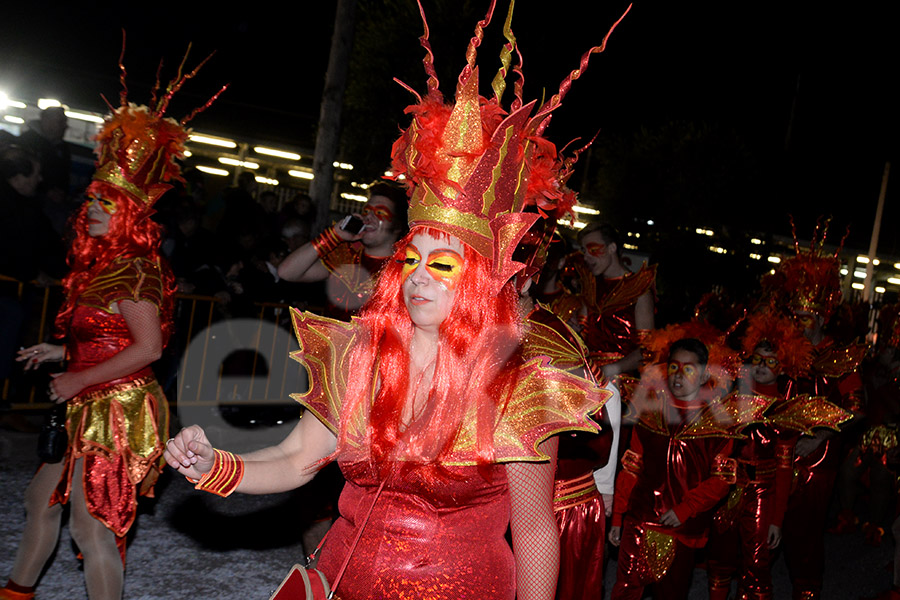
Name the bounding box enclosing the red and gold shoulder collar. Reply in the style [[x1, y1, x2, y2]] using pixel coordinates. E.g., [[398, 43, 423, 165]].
[[288, 309, 608, 465], [78, 256, 164, 313], [765, 393, 851, 435]]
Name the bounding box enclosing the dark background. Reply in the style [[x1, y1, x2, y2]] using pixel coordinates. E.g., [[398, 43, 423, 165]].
[[1, 1, 898, 249]]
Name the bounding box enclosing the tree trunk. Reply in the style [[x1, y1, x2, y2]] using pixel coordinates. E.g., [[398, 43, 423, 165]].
[[311, 0, 358, 233]]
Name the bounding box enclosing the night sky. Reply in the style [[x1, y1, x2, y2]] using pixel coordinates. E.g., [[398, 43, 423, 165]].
[[1, 1, 897, 249]]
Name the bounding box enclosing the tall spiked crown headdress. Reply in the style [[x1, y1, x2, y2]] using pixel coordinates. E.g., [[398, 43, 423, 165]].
[[389, 0, 630, 294], [89, 38, 226, 210], [762, 217, 847, 321]]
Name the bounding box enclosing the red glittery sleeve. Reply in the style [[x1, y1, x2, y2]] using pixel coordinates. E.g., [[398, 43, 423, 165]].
[[612, 428, 642, 528]]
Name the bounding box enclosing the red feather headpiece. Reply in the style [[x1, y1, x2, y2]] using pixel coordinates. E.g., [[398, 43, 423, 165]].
[[741, 308, 814, 378], [389, 0, 630, 294]]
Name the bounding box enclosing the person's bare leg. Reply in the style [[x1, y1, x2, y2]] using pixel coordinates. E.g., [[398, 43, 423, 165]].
[[7, 462, 65, 588], [69, 460, 123, 600]]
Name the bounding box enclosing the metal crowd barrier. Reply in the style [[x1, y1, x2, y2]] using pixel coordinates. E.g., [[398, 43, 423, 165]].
[[1, 275, 319, 414]]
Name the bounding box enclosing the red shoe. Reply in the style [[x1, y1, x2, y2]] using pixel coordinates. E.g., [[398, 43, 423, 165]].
[[0, 587, 35, 600], [827, 508, 858, 534]]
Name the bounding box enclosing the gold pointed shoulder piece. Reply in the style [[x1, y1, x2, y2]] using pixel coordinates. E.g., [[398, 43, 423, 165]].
[[810, 341, 867, 378], [678, 392, 774, 440], [523, 305, 591, 372], [455, 356, 609, 464], [80, 256, 164, 313], [766, 394, 852, 436], [288, 309, 359, 434]]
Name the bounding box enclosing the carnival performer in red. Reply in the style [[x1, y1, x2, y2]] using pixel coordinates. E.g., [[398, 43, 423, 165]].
[[277, 182, 408, 319], [762, 219, 866, 599], [608, 322, 760, 600], [707, 309, 849, 600], [164, 4, 627, 599], [0, 50, 221, 600]]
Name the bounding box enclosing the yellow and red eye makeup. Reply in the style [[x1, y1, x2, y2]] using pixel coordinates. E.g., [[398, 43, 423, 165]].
[[750, 354, 780, 369], [585, 242, 607, 257], [400, 244, 464, 290], [90, 195, 118, 215], [362, 204, 394, 222], [667, 360, 700, 381]]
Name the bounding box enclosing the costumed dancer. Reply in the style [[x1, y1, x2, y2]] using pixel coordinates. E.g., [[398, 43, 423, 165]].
[[608, 321, 761, 600], [706, 309, 850, 600], [0, 47, 221, 600], [164, 3, 628, 599], [277, 182, 409, 320], [762, 218, 866, 599]]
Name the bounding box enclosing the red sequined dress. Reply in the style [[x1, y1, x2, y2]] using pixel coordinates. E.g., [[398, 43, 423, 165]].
[[50, 257, 170, 560], [289, 310, 607, 600], [319, 242, 391, 320]]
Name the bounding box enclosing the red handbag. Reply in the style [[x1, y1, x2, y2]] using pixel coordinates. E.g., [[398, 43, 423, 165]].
[[269, 481, 385, 600]]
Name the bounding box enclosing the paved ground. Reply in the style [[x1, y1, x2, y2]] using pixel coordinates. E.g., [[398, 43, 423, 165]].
[[0, 417, 893, 599]]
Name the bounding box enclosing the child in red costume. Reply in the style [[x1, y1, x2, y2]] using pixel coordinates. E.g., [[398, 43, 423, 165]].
[[609, 323, 755, 600]]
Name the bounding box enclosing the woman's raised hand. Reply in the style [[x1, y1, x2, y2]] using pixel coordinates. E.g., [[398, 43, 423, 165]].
[[17, 343, 65, 370], [164, 425, 216, 481]]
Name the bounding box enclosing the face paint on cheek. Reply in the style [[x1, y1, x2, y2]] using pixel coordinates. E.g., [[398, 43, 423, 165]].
[[424, 251, 464, 291], [363, 205, 394, 223], [668, 361, 701, 384]]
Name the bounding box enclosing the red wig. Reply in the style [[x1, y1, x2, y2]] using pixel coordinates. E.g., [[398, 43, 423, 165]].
[[338, 226, 523, 473], [55, 182, 176, 344]]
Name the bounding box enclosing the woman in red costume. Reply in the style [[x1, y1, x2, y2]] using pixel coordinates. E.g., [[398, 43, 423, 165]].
[[0, 52, 221, 600], [165, 4, 627, 599]]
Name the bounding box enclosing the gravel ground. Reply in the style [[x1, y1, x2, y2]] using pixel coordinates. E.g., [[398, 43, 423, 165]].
[[0, 418, 893, 599]]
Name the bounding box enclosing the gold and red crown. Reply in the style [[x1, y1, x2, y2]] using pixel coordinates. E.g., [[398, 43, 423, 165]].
[[763, 217, 845, 320], [389, 1, 629, 293], [642, 320, 742, 392], [741, 307, 814, 378], [90, 42, 226, 209]]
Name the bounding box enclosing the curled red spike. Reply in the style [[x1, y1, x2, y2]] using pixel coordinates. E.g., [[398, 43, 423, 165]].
[[117, 30, 128, 107], [789, 214, 800, 255], [150, 59, 164, 109], [393, 78, 422, 103], [415, 0, 440, 95], [158, 48, 215, 117], [458, 0, 497, 92], [835, 225, 850, 257], [534, 4, 631, 136], [181, 83, 229, 125]]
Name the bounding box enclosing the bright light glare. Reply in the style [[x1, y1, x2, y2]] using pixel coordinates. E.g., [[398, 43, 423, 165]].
[[196, 165, 229, 176], [218, 157, 259, 169], [840, 268, 848, 275], [254, 147, 301, 160], [857, 256, 869, 264], [341, 193, 368, 203], [351, 182, 370, 189], [889, 277, 900, 285], [572, 205, 600, 215], [708, 246, 727, 254], [1, 92, 27, 109], [189, 134, 237, 148], [851, 282, 865, 290], [3, 115, 24, 124], [876, 286, 886, 293], [255, 176, 279, 186], [622, 243, 638, 250], [183, 150, 192, 157], [749, 253, 761, 260], [288, 170, 314, 180], [750, 238, 762, 245], [767, 256, 781, 264], [333, 162, 354, 170], [647, 220, 654, 226], [37, 98, 62, 109], [64, 110, 103, 123], [853, 271, 866, 279]]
